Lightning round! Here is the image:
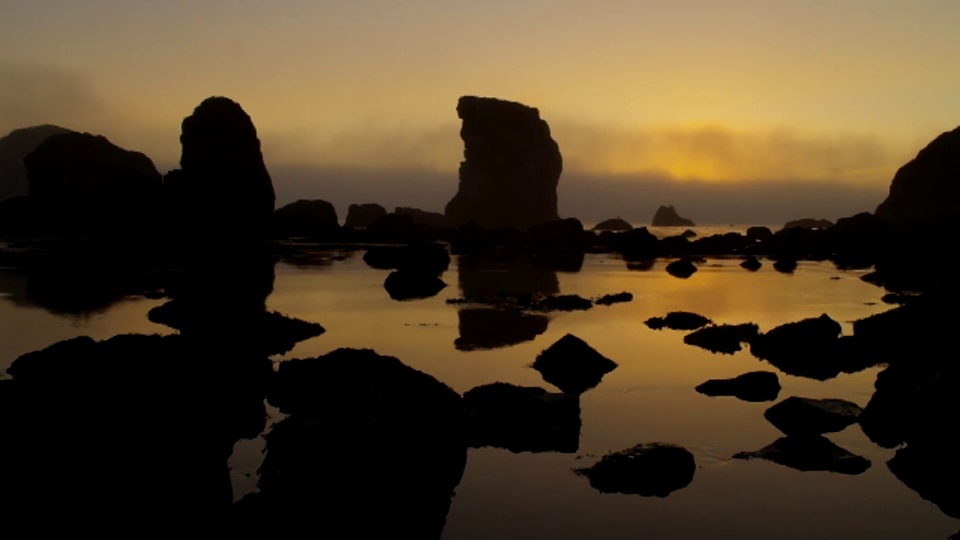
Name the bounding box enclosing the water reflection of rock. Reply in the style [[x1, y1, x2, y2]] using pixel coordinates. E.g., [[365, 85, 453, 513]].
[[148, 254, 324, 356], [464, 382, 580, 453], [454, 255, 558, 351], [0, 333, 272, 529], [246, 348, 467, 538], [733, 436, 871, 475]]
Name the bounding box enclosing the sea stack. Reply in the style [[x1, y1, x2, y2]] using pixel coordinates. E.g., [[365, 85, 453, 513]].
[[652, 205, 695, 227], [875, 126, 960, 227], [444, 96, 562, 230], [164, 96, 275, 238], [0, 124, 75, 203]]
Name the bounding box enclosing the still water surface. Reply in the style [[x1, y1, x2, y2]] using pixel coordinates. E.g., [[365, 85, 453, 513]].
[[0, 247, 956, 539]]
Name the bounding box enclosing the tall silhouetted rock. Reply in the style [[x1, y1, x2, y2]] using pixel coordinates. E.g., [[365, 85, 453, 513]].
[[652, 205, 695, 227], [876, 126, 960, 226], [164, 96, 275, 238], [444, 96, 562, 230], [0, 124, 74, 203], [16, 132, 163, 236]]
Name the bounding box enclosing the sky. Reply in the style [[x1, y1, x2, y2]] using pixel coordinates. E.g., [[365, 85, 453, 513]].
[[2, 0, 959, 224]]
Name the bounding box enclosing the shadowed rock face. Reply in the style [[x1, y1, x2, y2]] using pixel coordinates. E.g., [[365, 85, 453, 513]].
[[273, 199, 338, 238], [0, 124, 74, 203], [345, 203, 387, 228], [464, 382, 580, 453], [763, 396, 862, 436], [444, 96, 562, 230], [532, 334, 617, 395], [164, 96, 275, 238], [876, 126, 960, 226]]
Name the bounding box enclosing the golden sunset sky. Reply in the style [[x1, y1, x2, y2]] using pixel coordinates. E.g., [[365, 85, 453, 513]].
[[2, 1, 958, 222]]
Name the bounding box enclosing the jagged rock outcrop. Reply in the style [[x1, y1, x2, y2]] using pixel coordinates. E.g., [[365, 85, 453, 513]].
[[651, 205, 695, 227], [444, 96, 562, 230], [0, 124, 74, 203], [164, 96, 275, 238], [345, 203, 387, 228], [876, 126, 960, 226]]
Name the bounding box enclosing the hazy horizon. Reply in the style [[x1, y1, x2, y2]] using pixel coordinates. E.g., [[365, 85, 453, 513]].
[[2, 1, 957, 224]]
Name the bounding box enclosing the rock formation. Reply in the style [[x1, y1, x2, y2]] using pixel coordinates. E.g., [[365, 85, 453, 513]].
[[0, 124, 74, 203], [782, 218, 833, 230], [345, 203, 387, 228], [164, 96, 275, 238], [19, 132, 162, 235], [273, 199, 339, 238], [444, 96, 562, 230], [876, 126, 960, 226], [651, 205, 695, 227]]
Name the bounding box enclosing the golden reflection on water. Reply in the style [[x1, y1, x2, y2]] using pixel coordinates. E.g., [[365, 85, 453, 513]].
[[1, 252, 955, 538]]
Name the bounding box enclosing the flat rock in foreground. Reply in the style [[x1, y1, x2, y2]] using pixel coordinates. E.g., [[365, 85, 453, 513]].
[[764, 396, 862, 436]]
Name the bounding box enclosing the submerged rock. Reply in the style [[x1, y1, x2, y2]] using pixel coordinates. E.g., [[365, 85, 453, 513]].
[[763, 396, 862, 436], [733, 436, 870, 475], [683, 323, 759, 354], [444, 96, 562, 230], [652, 205, 695, 227], [695, 371, 780, 402], [532, 334, 618, 395], [464, 382, 580, 453], [645, 311, 712, 331], [666, 258, 698, 278], [575, 443, 696, 497]]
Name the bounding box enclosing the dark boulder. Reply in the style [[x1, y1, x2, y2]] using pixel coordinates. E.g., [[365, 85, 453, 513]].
[[532, 293, 593, 312], [163, 96, 275, 238], [875, 126, 960, 227], [751, 314, 841, 362], [651, 205, 695, 227], [363, 243, 450, 274], [782, 218, 833, 230], [444, 96, 562, 230], [345, 203, 387, 228], [532, 334, 618, 395], [383, 270, 447, 301], [273, 199, 339, 238], [740, 255, 763, 271], [733, 436, 870, 475], [645, 311, 712, 331], [763, 396, 862, 436], [463, 382, 580, 453], [593, 217, 633, 231], [0, 124, 74, 203], [258, 348, 466, 538], [746, 226, 773, 242], [772, 257, 798, 273], [595, 291, 633, 306], [683, 323, 760, 354], [666, 258, 698, 278], [695, 371, 780, 402], [575, 443, 696, 497]]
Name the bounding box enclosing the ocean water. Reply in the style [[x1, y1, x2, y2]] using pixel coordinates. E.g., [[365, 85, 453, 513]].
[[0, 246, 956, 538]]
